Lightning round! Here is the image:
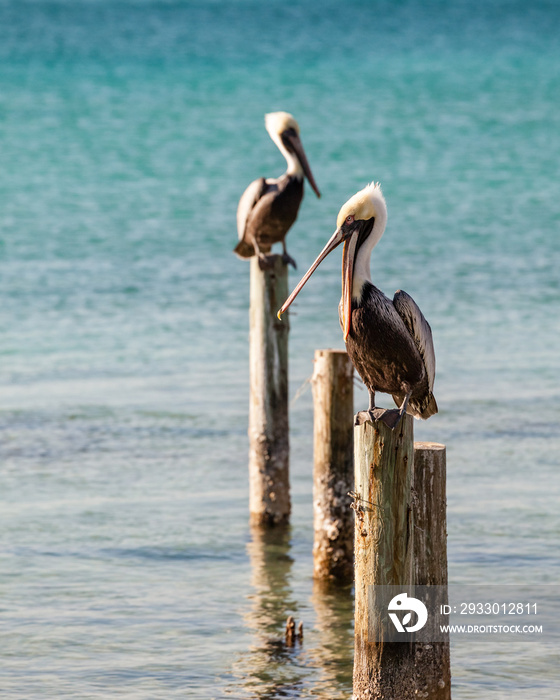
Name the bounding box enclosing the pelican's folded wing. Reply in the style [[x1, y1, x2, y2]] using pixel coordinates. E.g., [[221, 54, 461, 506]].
[[393, 289, 436, 393], [236, 177, 267, 240]]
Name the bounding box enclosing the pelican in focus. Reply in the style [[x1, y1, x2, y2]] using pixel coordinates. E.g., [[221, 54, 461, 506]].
[[234, 112, 321, 269], [278, 183, 437, 429]]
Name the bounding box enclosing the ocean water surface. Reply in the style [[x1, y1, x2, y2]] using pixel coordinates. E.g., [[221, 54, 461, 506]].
[[0, 0, 559, 697]]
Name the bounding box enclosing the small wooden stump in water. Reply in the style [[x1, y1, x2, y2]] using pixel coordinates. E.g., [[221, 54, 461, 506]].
[[285, 616, 303, 646], [248, 255, 291, 526], [311, 349, 354, 583]]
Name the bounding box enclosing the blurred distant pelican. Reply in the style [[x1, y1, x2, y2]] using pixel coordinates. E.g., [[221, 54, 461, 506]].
[[234, 112, 321, 269], [278, 182, 437, 428]]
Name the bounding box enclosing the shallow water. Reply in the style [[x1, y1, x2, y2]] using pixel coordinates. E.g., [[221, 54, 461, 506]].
[[1, 0, 559, 697]]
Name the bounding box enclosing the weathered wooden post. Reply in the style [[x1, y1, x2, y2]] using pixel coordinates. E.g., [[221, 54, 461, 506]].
[[311, 349, 354, 583], [353, 416, 416, 699], [413, 442, 451, 699], [248, 255, 290, 526]]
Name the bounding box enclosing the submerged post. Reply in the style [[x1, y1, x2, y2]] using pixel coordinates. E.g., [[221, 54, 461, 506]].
[[248, 255, 290, 526], [311, 349, 354, 583], [413, 442, 451, 699], [353, 416, 416, 700]]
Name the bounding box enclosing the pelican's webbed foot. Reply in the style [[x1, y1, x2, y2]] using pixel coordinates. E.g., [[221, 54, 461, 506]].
[[281, 251, 297, 269], [355, 389, 408, 429], [354, 408, 404, 430]]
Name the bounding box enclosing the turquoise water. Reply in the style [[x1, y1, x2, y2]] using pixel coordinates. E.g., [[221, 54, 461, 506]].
[[1, 0, 559, 697]]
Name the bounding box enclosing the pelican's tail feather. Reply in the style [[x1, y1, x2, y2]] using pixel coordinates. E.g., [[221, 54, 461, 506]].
[[233, 239, 255, 259], [395, 392, 438, 421], [419, 392, 438, 419]]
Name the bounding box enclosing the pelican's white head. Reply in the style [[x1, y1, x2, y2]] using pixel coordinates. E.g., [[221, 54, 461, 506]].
[[337, 182, 388, 291], [334, 183, 388, 338], [263, 112, 320, 197], [265, 111, 300, 138], [336, 182, 387, 233]]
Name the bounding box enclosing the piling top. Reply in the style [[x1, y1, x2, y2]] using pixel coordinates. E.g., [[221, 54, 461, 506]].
[[314, 348, 348, 358], [414, 441, 445, 451]]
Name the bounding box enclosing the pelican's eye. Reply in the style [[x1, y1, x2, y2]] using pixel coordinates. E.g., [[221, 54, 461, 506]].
[[345, 215, 355, 224]]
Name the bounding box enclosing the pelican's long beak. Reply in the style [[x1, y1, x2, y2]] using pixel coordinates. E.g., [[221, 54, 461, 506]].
[[286, 133, 321, 198], [277, 226, 347, 319], [341, 232, 358, 341]]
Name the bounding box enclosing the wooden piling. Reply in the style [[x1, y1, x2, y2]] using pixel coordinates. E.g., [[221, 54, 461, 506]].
[[248, 255, 290, 526], [413, 442, 451, 699], [352, 423, 452, 699], [311, 349, 354, 583], [352, 415, 416, 700]]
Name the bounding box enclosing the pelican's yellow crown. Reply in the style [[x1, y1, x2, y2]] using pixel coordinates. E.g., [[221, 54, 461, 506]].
[[265, 111, 300, 136], [336, 182, 386, 229]]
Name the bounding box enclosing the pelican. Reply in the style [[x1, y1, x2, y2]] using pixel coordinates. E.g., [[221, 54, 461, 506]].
[[234, 112, 321, 269], [278, 183, 437, 429]]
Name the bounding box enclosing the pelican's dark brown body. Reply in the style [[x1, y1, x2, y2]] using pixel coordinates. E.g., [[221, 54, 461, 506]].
[[345, 282, 437, 419], [234, 175, 304, 259]]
